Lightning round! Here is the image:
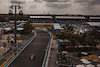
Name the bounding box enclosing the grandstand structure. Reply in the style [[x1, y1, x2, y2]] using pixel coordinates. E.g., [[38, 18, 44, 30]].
[[28, 14, 100, 26], [0, 14, 100, 26], [0, 14, 100, 17]]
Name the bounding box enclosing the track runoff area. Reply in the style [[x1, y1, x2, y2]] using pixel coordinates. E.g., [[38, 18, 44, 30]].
[[9, 30, 50, 67]]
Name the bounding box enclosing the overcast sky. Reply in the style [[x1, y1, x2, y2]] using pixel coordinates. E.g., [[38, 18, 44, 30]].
[[0, 0, 100, 15]]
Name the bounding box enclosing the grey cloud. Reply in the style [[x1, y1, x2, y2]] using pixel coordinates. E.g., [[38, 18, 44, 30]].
[[44, 0, 71, 9], [90, 0, 100, 5], [46, 3, 71, 9], [34, 0, 43, 2], [74, 0, 93, 10], [74, 0, 100, 15], [10, 0, 18, 1], [74, 0, 100, 5], [74, 0, 90, 3], [30, 5, 37, 8], [74, 0, 92, 6], [43, 0, 70, 2]]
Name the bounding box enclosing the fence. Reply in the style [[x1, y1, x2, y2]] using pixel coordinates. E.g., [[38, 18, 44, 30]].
[[0, 32, 35, 66], [42, 31, 52, 67]]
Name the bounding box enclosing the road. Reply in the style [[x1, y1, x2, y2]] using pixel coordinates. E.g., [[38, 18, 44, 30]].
[[9, 30, 50, 67]]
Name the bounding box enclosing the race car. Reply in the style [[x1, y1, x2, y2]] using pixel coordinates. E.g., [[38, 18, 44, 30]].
[[30, 54, 35, 60]]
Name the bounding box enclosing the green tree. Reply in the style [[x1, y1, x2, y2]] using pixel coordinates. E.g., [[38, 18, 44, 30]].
[[67, 25, 73, 31], [87, 38, 98, 51], [61, 32, 66, 40], [71, 34, 81, 49], [70, 38, 77, 55], [24, 22, 33, 34], [60, 44, 67, 50]]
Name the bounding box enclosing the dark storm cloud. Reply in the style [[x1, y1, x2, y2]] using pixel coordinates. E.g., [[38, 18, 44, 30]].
[[74, 0, 100, 5], [74, 0, 90, 3], [46, 3, 71, 9], [43, 0, 70, 2], [44, 0, 71, 9], [90, 0, 100, 5], [34, 0, 42, 2]]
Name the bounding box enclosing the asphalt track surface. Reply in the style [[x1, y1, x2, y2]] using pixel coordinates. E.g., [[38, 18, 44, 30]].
[[9, 30, 50, 67]]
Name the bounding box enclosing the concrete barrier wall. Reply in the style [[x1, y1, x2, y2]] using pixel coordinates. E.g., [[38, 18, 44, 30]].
[[45, 35, 53, 67], [2, 32, 37, 67], [42, 31, 52, 67]]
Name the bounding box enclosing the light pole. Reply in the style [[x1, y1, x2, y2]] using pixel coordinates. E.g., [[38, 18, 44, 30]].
[[9, 1, 23, 52], [15, 5, 17, 47]]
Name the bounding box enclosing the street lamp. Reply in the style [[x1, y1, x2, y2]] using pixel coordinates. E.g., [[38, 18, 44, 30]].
[[9, 1, 23, 50]]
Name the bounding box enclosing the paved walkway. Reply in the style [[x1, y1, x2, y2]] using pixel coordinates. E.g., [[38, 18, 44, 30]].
[[0, 34, 21, 59], [0, 34, 10, 59], [48, 40, 57, 67]]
